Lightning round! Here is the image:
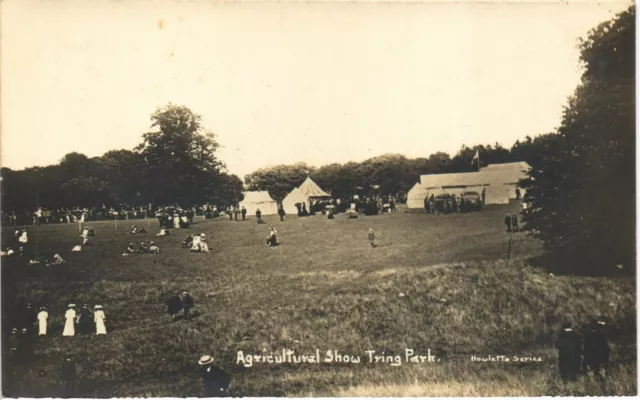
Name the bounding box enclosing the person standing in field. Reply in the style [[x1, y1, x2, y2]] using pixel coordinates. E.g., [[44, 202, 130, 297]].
[[278, 206, 285, 222], [582, 318, 610, 378], [482, 188, 486, 205], [61, 357, 77, 398], [504, 214, 512, 233], [94, 305, 107, 335], [368, 229, 377, 248], [556, 322, 582, 383], [37, 306, 48, 336], [167, 292, 183, 321], [63, 304, 77, 337], [511, 213, 519, 232], [241, 206, 247, 221], [182, 292, 194, 320], [77, 304, 93, 335]]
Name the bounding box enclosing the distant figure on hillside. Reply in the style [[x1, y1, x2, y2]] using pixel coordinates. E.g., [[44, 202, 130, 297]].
[[278, 206, 285, 222], [511, 213, 519, 232], [234, 207, 240, 221], [167, 292, 182, 321], [77, 304, 93, 335], [241, 206, 247, 221], [266, 228, 278, 247], [583, 318, 610, 378], [504, 214, 512, 233], [256, 209, 264, 224], [19, 230, 28, 244], [63, 304, 76, 337], [228, 207, 233, 221], [38, 306, 48, 336], [198, 355, 232, 397], [368, 229, 377, 248], [482, 188, 486, 205], [556, 322, 582, 383], [390, 197, 396, 213], [94, 305, 107, 335], [182, 291, 194, 320], [516, 188, 521, 200]]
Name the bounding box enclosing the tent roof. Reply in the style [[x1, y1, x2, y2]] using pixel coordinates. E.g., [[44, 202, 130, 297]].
[[420, 162, 531, 188], [298, 177, 330, 197], [241, 191, 276, 204]]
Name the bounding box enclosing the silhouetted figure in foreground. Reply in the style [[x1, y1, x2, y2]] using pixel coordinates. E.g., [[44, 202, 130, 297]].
[[504, 214, 512, 233], [61, 358, 77, 398], [167, 292, 182, 321], [556, 322, 582, 383], [198, 355, 231, 397], [583, 318, 610, 378]]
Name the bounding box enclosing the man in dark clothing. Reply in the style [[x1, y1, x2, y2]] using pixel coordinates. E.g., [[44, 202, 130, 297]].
[[167, 292, 182, 321], [583, 318, 610, 377], [504, 214, 512, 233], [556, 322, 582, 383], [511, 213, 519, 232], [198, 355, 231, 397], [241, 206, 247, 221], [278, 207, 285, 222], [228, 207, 233, 221], [77, 304, 93, 334], [61, 358, 77, 398], [255, 209, 262, 223], [234, 207, 239, 221], [389, 198, 396, 213], [482, 188, 486, 205], [515, 188, 521, 200], [182, 291, 194, 320]]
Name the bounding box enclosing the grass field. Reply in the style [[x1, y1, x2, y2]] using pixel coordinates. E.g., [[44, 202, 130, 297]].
[[1, 202, 636, 397]]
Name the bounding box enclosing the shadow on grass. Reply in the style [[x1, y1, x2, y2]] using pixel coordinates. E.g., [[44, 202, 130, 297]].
[[527, 251, 635, 278]]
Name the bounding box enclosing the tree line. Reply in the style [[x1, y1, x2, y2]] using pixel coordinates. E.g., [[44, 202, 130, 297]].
[[1, 105, 244, 211]]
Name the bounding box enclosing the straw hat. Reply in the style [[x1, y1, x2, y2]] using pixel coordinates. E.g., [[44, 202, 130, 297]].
[[94, 305, 103, 310], [68, 303, 76, 308], [198, 355, 214, 365], [200, 233, 206, 238]]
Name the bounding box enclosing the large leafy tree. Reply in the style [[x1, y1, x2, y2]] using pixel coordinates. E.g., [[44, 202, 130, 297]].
[[136, 104, 225, 206], [522, 6, 635, 272]]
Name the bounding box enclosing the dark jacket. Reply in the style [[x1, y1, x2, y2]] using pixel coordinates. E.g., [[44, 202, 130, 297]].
[[183, 294, 194, 308], [167, 295, 182, 315], [201, 365, 231, 397]]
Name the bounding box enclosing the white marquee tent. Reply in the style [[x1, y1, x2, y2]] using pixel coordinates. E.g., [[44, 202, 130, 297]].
[[282, 177, 331, 215], [239, 191, 278, 215]]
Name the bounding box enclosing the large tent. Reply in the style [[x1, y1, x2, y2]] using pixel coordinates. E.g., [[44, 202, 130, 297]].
[[410, 162, 531, 206], [239, 191, 278, 215], [282, 177, 331, 215]]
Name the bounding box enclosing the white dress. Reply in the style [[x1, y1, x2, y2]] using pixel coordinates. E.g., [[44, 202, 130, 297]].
[[191, 236, 202, 251], [94, 310, 107, 335], [173, 216, 180, 227], [63, 309, 76, 336], [38, 311, 48, 335], [19, 233, 28, 244]]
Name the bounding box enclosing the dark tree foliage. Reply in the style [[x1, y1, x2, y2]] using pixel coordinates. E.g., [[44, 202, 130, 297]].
[[521, 6, 635, 272]]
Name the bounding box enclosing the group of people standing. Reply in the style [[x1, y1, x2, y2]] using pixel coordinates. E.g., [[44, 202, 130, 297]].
[[556, 318, 611, 382], [166, 291, 195, 320]]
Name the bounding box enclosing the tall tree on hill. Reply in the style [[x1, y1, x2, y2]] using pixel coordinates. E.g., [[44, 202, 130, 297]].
[[521, 6, 635, 272], [136, 104, 225, 207]]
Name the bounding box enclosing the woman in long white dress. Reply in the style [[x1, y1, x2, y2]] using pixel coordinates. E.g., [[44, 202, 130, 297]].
[[18, 230, 28, 244], [63, 304, 76, 336], [94, 305, 107, 335], [38, 306, 48, 336]]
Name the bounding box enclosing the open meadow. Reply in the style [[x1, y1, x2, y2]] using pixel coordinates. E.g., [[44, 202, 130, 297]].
[[1, 203, 636, 397]]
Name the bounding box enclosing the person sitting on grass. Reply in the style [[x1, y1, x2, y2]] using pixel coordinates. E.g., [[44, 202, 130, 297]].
[[138, 241, 149, 254], [157, 228, 171, 237], [130, 225, 138, 234], [266, 228, 278, 247], [183, 234, 194, 248], [53, 254, 65, 264], [149, 241, 161, 254], [199, 234, 210, 253], [123, 243, 136, 255], [71, 243, 82, 252], [1, 246, 15, 257]]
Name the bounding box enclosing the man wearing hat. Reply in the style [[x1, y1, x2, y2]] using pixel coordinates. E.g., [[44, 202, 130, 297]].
[[182, 291, 194, 320], [61, 357, 77, 398], [198, 355, 231, 397], [583, 317, 610, 378]]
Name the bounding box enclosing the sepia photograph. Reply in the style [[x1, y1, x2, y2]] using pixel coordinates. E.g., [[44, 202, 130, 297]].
[[0, 0, 636, 397]]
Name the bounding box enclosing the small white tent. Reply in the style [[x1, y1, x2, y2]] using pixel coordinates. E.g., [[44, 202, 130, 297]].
[[282, 187, 307, 215], [239, 191, 278, 215]]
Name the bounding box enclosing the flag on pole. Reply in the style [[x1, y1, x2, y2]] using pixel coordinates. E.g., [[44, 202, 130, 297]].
[[471, 150, 479, 165]]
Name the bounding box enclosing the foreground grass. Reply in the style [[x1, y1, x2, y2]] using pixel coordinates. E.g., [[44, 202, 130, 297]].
[[1, 203, 636, 397]]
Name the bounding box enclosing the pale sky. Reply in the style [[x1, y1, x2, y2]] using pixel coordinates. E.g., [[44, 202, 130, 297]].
[[1, 0, 632, 178]]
